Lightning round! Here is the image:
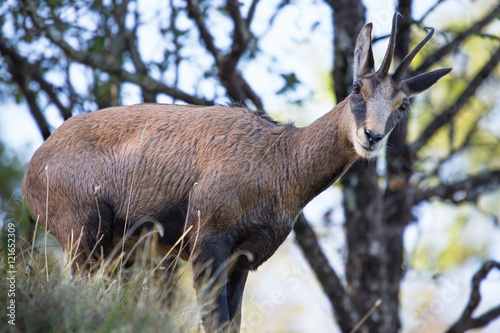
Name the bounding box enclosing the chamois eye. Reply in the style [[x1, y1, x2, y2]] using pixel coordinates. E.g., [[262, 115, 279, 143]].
[[399, 103, 409, 113], [353, 84, 361, 94]]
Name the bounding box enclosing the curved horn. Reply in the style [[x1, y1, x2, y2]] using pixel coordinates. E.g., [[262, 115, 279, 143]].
[[377, 13, 399, 78], [393, 27, 435, 82]]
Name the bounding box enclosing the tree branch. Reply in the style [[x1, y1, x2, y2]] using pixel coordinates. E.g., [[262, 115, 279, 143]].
[[126, 9, 157, 103], [325, 0, 366, 101], [186, 0, 263, 108], [186, 0, 223, 64], [1, 47, 51, 140], [409, 46, 500, 155], [414, 169, 500, 205], [222, 0, 263, 108], [0, 39, 72, 120], [224, 0, 251, 69], [417, 0, 447, 24], [446, 260, 500, 333], [293, 213, 360, 333], [20, 0, 212, 106], [121, 71, 213, 105], [413, 3, 500, 75], [246, 0, 260, 28]]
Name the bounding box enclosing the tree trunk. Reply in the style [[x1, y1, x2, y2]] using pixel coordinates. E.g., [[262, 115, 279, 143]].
[[329, 0, 412, 331]]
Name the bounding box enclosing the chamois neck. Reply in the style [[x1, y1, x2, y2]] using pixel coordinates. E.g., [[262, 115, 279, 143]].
[[284, 98, 359, 209]]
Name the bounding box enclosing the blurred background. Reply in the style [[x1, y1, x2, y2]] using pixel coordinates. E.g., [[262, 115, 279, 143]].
[[0, 0, 499, 332]]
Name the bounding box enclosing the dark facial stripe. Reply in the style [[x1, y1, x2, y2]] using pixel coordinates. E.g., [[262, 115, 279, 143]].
[[349, 93, 367, 130], [384, 111, 402, 135]]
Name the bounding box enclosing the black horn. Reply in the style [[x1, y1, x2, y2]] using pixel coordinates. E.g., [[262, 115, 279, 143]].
[[393, 27, 435, 82], [377, 13, 399, 78]]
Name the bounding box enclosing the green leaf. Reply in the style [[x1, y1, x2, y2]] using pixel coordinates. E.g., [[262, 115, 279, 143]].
[[88, 36, 106, 54], [277, 73, 300, 95]]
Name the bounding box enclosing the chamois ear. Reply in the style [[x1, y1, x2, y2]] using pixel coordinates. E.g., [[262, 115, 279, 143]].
[[353, 23, 375, 80], [403, 68, 452, 96]]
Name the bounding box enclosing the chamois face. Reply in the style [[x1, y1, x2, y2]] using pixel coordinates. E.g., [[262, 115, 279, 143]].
[[349, 73, 409, 158], [349, 13, 451, 158]]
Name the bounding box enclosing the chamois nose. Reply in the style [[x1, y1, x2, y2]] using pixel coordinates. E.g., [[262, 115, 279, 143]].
[[364, 129, 384, 146]]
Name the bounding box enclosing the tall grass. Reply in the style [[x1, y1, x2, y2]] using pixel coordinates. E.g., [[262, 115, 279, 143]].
[[0, 212, 203, 333]]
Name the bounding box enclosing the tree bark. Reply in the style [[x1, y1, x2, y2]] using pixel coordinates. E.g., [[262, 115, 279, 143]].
[[333, 1, 410, 331], [294, 214, 359, 332]]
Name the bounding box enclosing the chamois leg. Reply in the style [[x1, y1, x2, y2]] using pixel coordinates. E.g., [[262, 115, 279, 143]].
[[55, 222, 95, 272], [54, 208, 113, 273], [227, 269, 248, 333], [192, 235, 231, 332]]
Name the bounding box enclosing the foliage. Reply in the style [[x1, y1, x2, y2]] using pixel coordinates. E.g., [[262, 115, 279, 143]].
[[0, 143, 25, 231], [0, 143, 23, 201]]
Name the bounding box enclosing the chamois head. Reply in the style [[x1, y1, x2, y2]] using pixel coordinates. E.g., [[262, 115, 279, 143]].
[[348, 13, 451, 158]]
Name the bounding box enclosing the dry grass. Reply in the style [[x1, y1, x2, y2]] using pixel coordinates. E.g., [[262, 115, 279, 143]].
[[0, 208, 205, 333]]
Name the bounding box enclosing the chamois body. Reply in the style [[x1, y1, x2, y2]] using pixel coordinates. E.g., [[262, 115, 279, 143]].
[[23, 103, 355, 272], [22, 14, 451, 332]]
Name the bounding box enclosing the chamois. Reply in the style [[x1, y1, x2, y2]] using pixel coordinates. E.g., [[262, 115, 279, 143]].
[[22, 14, 450, 332]]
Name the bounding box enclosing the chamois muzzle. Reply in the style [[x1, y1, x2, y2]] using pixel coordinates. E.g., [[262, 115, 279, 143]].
[[364, 129, 384, 148]]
